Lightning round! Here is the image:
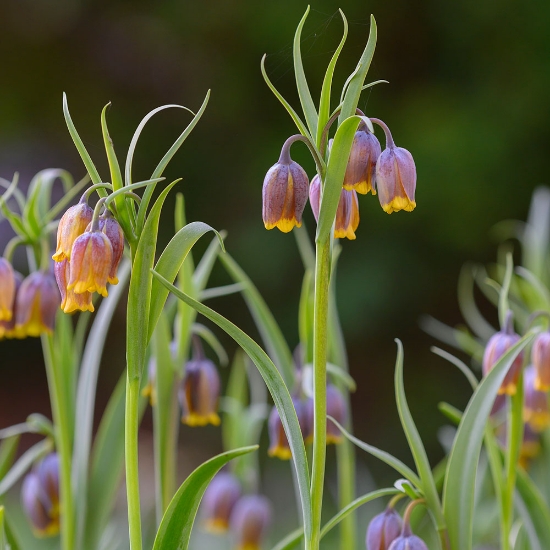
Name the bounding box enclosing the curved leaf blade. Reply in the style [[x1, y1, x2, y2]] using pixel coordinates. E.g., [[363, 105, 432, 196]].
[[152, 446, 257, 550]]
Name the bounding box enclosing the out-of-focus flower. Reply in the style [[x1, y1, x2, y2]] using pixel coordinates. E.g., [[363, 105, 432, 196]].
[[86, 212, 124, 285], [482, 312, 524, 395], [202, 472, 241, 533], [14, 271, 60, 337], [326, 384, 347, 444], [141, 358, 157, 406], [372, 119, 416, 214], [230, 495, 271, 550], [0, 258, 15, 321], [0, 270, 21, 338], [343, 122, 381, 195], [309, 174, 321, 222], [366, 507, 403, 550], [21, 453, 60, 537], [532, 331, 550, 391], [262, 138, 309, 233], [387, 532, 428, 550], [179, 340, 221, 426], [520, 423, 541, 468], [68, 230, 113, 297], [52, 200, 93, 262], [268, 397, 307, 460], [54, 259, 94, 314], [523, 365, 550, 432]]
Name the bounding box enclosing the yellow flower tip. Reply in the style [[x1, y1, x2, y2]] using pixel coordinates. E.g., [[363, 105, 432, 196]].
[[344, 180, 375, 196], [268, 445, 292, 460], [498, 382, 517, 396], [534, 377, 550, 392], [34, 520, 60, 538], [182, 412, 220, 427], [0, 307, 12, 322], [382, 197, 416, 214], [525, 410, 550, 432], [326, 434, 343, 446], [264, 217, 300, 233], [51, 250, 66, 263], [205, 518, 229, 534], [107, 275, 119, 285]]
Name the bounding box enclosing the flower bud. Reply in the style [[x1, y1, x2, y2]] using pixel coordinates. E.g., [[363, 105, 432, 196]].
[[387, 533, 428, 550], [262, 138, 309, 233], [0, 271, 22, 338], [344, 122, 381, 195], [202, 472, 241, 533], [15, 271, 60, 337], [366, 507, 403, 550], [230, 495, 271, 550], [523, 365, 550, 432], [141, 357, 157, 406], [0, 258, 16, 321], [482, 312, 523, 395], [86, 213, 124, 285], [21, 453, 60, 537], [68, 230, 113, 297], [179, 352, 221, 427], [54, 259, 94, 314], [309, 175, 321, 222], [52, 200, 93, 262], [532, 331, 550, 391], [326, 384, 347, 444], [268, 397, 307, 460], [372, 119, 416, 214]]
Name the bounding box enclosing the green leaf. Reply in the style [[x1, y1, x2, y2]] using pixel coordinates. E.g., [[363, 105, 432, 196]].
[[0, 437, 19, 480], [326, 362, 356, 392], [261, 55, 312, 140], [127, 180, 179, 380], [271, 527, 304, 550], [152, 446, 258, 550], [431, 346, 478, 390], [0, 507, 6, 550], [498, 252, 514, 328], [298, 269, 314, 364], [293, 7, 318, 138], [148, 221, 222, 343], [316, 10, 348, 147], [192, 232, 227, 293], [442, 331, 536, 550], [200, 283, 244, 301], [150, 271, 313, 543], [515, 266, 550, 312], [327, 416, 421, 487], [394, 339, 445, 531], [316, 115, 361, 243], [218, 253, 295, 386], [338, 15, 377, 124], [192, 323, 229, 366]]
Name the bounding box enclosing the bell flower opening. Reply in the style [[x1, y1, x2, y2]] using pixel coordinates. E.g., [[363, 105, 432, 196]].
[[55, 259, 94, 314], [343, 122, 381, 195]]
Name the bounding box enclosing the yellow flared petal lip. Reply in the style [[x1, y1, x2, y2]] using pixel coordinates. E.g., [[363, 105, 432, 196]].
[[182, 413, 221, 427], [268, 445, 292, 460], [33, 519, 60, 538], [204, 518, 230, 534], [52, 250, 67, 263], [264, 217, 301, 233], [343, 180, 376, 196], [0, 307, 12, 322], [69, 277, 108, 298], [498, 381, 517, 396], [534, 377, 550, 392], [334, 226, 357, 240], [382, 197, 416, 214], [107, 275, 119, 285], [326, 434, 343, 445], [62, 296, 95, 314], [524, 409, 550, 432]]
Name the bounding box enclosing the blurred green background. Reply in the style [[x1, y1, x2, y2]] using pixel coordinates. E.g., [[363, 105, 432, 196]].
[[1, 0, 549, 542]]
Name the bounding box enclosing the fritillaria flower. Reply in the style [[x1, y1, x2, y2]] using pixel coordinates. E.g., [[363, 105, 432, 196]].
[[21, 453, 60, 537], [0, 258, 15, 321], [532, 331, 550, 391], [268, 397, 307, 460], [54, 259, 94, 314], [482, 311, 524, 395], [523, 365, 550, 432], [15, 271, 60, 337], [0, 271, 22, 338], [366, 507, 403, 550], [386, 501, 428, 550], [52, 199, 93, 262], [262, 136, 309, 233], [202, 472, 241, 533], [326, 384, 347, 444], [230, 495, 271, 550]]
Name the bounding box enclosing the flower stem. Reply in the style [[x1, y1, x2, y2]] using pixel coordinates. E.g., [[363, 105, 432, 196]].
[[125, 374, 143, 550], [310, 238, 331, 550]]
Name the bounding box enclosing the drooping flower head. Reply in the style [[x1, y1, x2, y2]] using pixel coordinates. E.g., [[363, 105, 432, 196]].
[[371, 118, 416, 214], [532, 330, 550, 391], [0, 270, 22, 338], [482, 311, 524, 395], [230, 495, 271, 550], [262, 136, 309, 233], [54, 259, 94, 314], [523, 365, 550, 432], [15, 271, 60, 337], [366, 507, 403, 550], [21, 453, 60, 537], [387, 501, 428, 550], [68, 229, 113, 297], [202, 472, 242, 533], [52, 199, 93, 262], [343, 121, 381, 195], [179, 337, 221, 427], [0, 258, 16, 321], [326, 384, 347, 444], [268, 397, 307, 460]]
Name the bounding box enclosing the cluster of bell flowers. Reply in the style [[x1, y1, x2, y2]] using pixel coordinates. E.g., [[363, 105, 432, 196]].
[[262, 116, 416, 237], [52, 197, 124, 313], [201, 472, 271, 550], [0, 258, 60, 339]]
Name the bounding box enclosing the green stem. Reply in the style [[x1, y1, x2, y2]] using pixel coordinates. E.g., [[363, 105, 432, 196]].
[[310, 239, 331, 550], [41, 334, 75, 550], [125, 375, 142, 550]]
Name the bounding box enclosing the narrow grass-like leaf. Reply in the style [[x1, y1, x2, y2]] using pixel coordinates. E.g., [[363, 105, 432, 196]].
[[326, 362, 356, 392], [192, 323, 229, 366], [394, 339, 445, 532], [0, 437, 19, 480], [438, 402, 463, 425], [515, 266, 550, 312], [298, 270, 314, 364], [148, 221, 222, 343], [152, 446, 258, 550], [443, 331, 536, 550], [338, 16, 377, 124], [192, 232, 226, 293], [218, 253, 295, 385], [62, 93, 103, 185], [328, 416, 421, 487], [261, 55, 312, 140], [200, 283, 244, 301], [498, 253, 514, 328], [316, 10, 348, 147], [431, 346, 478, 390], [316, 115, 361, 243], [271, 527, 304, 550], [150, 272, 313, 543], [293, 7, 318, 138]]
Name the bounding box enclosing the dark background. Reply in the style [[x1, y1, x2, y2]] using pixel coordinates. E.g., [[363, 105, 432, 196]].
[[0, 0, 548, 531]]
